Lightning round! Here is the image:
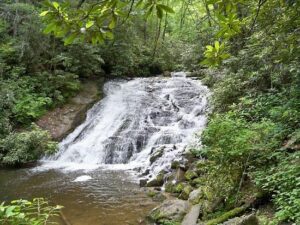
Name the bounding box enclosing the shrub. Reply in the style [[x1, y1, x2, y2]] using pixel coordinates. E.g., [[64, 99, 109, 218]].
[[0, 125, 57, 166], [0, 198, 62, 225], [254, 151, 300, 223]]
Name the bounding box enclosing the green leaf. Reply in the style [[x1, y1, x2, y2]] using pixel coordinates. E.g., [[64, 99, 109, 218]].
[[64, 33, 77, 45], [104, 31, 114, 40], [157, 4, 175, 13], [39, 11, 49, 17], [109, 16, 117, 29], [156, 5, 164, 19], [43, 23, 57, 34], [52, 2, 59, 10], [215, 41, 220, 51], [136, 0, 143, 8], [86, 21, 94, 29], [145, 5, 154, 18]]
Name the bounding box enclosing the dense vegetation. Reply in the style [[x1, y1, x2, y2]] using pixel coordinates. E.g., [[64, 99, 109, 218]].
[[0, 198, 62, 224], [191, 0, 299, 224], [0, 0, 299, 224]]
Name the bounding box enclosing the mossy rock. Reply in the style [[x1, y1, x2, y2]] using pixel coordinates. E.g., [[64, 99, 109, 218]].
[[204, 204, 248, 225], [147, 190, 166, 202], [179, 184, 193, 200], [165, 181, 176, 193], [190, 177, 202, 187], [188, 188, 203, 205], [147, 191, 157, 198], [147, 172, 165, 187], [174, 183, 185, 193], [171, 160, 180, 169], [185, 170, 198, 181], [148, 199, 189, 222]]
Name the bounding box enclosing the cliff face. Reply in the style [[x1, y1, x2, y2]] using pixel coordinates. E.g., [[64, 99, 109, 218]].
[[37, 78, 104, 141]]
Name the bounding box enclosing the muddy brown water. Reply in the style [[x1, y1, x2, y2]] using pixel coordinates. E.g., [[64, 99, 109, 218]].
[[0, 168, 158, 225]]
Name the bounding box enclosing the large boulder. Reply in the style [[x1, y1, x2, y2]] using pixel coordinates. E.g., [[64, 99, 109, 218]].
[[148, 199, 189, 222], [182, 204, 201, 225]]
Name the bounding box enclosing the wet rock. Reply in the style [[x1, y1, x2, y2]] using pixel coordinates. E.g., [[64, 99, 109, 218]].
[[139, 179, 148, 187], [171, 160, 180, 169], [175, 167, 186, 182], [148, 199, 189, 222], [141, 169, 150, 176], [146, 172, 165, 187], [221, 214, 259, 225], [164, 181, 176, 193], [147, 191, 167, 202], [150, 149, 164, 164], [179, 120, 196, 129], [163, 71, 171, 77], [37, 79, 103, 141]]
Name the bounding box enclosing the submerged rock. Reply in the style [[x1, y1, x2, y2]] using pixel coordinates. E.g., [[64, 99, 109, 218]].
[[139, 179, 148, 187], [148, 199, 189, 222]]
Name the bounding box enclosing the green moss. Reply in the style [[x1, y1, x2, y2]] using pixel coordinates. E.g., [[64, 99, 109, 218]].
[[171, 161, 180, 169], [159, 220, 181, 225], [148, 209, 162, 222], [179, 185, 193, 200], [165, 182, 175, 193], [191, 177, 202, 187], [205, 205, 248, 225], [185, 170, 198, 181], [174, 183, 185, 193], [147, 191, 157, 198], [146, 172, 165, 187]]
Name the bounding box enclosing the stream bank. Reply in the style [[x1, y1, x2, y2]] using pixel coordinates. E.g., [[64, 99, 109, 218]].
[[37, 78, 105, 141]]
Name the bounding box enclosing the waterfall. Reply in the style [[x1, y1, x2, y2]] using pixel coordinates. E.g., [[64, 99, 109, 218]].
[[41, 72, 210, 176]]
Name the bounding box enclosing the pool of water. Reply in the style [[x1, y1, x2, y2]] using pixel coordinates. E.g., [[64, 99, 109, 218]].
[[0, 168, 157, 225]]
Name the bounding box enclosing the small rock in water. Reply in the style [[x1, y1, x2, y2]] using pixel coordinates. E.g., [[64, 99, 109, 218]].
[[73, 175, 92, 182], [139, 179, 148, 187]]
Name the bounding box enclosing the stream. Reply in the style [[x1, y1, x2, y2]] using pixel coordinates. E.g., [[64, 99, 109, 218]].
[[0, 72, 209, 225]]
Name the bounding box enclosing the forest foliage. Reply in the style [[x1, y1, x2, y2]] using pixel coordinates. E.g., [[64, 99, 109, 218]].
[[0, 0, 299, 224]]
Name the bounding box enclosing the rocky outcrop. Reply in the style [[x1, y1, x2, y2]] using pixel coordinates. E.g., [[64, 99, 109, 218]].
[[37, 79, 104, 141], [181, 204, 201, 225], [148, 199, 189, 222]]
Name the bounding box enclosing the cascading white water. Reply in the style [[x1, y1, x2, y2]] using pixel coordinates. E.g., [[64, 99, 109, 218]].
[[41, 72, 210, 176]]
